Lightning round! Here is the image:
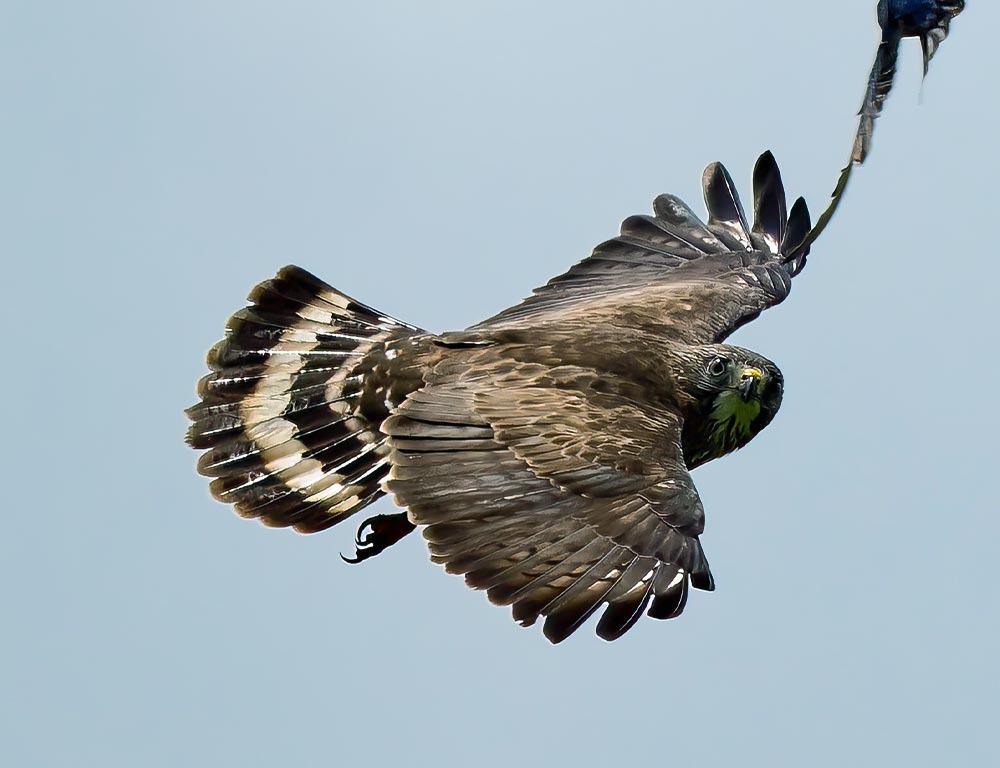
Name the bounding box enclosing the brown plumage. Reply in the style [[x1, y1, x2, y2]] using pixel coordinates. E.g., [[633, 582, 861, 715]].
[[186, 152, 810, 642]]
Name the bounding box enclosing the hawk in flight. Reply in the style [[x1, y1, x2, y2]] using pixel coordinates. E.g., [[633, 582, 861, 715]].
[[187, 152, 815, 642]]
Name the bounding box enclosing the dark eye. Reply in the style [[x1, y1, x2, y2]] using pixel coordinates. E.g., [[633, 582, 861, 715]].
[[707, 357, 728, 377]]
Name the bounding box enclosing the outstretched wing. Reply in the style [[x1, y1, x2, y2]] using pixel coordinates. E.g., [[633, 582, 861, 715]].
[[476, 152, 812, 345], [383, 359, 713, 643]]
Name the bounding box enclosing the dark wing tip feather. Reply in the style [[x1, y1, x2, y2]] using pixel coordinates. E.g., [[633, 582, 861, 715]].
[[596, 583, 655, 641], [647, 575, 689, 621], [703, 161, 752, 248], [751, 151, 787, 253], [781, 196, 813, 270], [543, 608, 598, 645], [782, 197, 812, 252], [689, 567, 715, 592]]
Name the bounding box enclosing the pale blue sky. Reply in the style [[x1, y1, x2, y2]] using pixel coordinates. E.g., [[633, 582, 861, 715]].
[[3, 2, 998, 766]]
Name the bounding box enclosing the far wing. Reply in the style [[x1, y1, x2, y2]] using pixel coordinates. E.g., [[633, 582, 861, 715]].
[[476, 152, 812, 345], [383, 363, 714, 642]]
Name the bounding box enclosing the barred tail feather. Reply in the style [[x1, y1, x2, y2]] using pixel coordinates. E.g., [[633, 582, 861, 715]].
[[186, 265, 422, 533]]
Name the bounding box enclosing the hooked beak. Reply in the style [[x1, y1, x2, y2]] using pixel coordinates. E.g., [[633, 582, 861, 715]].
[[738, 367, 764, 402]]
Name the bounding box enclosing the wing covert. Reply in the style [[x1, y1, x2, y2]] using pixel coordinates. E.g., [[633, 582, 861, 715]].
[[476, 152, 812, 345], [382, 362, 714, 642]]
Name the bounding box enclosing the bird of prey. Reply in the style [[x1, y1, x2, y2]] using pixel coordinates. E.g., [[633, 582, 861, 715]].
[[187, 152, 815, 643]]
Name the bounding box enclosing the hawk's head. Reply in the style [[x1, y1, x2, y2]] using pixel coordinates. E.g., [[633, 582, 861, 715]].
[[676, 345, 784, 469]]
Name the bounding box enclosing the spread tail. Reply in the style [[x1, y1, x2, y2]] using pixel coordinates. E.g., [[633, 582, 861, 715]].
[[186, 265, 422, 533]]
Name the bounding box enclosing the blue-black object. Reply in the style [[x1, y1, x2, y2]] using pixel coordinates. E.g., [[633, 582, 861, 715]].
[[884, 0, 964, 71], [787, 0, 966, 260], [855, 0, 966, 162]]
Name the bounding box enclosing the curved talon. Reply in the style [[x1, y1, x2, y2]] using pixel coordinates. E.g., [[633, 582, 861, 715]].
[[341, 512, 416, 565], [355, 520, 376, 547], [341, 546, 378, 565]]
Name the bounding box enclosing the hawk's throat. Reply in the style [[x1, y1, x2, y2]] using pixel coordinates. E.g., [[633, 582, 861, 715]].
[[706, 389, 761, 459]]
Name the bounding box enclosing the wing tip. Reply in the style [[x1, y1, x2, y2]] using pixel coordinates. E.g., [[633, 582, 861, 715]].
[[702, 159, 752, 246]]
